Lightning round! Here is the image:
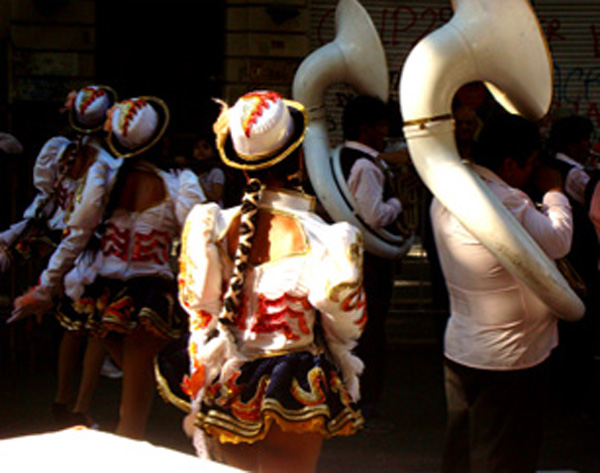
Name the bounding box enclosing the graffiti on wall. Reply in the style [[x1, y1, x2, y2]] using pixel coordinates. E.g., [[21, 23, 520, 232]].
[[312, 1, 600, 140], [540, 14, 600, 134]]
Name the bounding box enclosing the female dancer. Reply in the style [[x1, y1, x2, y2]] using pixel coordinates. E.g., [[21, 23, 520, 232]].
[[11, 96, 205, 439], [174, 90, 366, 473], [1, 85, 117, 426]]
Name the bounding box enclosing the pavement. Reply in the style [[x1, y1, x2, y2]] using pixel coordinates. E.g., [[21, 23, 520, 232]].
[[1, 247, 600, 472]]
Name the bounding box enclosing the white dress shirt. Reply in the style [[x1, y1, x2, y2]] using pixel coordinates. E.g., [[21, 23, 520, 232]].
[[431, 164, 573, 370], [555, 151, 589, 205], [344, 141, 402, 228]]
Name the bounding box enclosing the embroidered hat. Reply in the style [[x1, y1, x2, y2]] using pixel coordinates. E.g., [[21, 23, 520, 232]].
[[215, 90, 307, 171], [69, 85, 118, 134], [107, 96, 170, 159]]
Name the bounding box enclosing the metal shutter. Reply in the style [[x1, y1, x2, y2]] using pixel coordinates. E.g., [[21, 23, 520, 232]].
[[308, 0, 600, 142]]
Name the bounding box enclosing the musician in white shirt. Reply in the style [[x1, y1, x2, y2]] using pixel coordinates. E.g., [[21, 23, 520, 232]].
[[431, 113, 573, 473]]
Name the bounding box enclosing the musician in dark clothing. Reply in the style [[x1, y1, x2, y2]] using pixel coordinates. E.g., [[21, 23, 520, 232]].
[[340, 95, 403, 424], [546, 114, 600, 416]]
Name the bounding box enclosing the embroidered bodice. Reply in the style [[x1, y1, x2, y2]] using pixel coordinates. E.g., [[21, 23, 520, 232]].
[[35, 157, 205, 301], [180, 188, 366, 401], [95, 165, 203, 279]]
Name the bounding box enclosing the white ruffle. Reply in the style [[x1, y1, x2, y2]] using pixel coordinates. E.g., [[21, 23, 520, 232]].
[[326, 339, 364, 402], [64, 254, 102, 300], [171, 169, 207, 225]]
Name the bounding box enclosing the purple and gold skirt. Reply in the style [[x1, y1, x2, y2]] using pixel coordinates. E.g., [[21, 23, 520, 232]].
[[57, 275, 185, 340], [156, 345, 364, 444]]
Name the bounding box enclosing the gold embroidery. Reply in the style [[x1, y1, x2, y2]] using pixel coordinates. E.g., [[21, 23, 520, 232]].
[[196, 399, 363, 445], [291, 367, 327, 406], [327, 233, 364, 303], [228, 375, 270, 421]]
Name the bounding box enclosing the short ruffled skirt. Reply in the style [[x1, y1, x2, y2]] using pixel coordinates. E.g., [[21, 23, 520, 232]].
[[14, 226, 62, 260], [56, 275, 185, 340], [156, 342, 364, 444]]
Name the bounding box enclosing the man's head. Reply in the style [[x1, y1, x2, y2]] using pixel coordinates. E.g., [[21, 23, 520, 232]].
[[342, 95, 389, 152], [454, 105, 479, 147], [475, 113, 541, 189], [549, 115, 593, 164]]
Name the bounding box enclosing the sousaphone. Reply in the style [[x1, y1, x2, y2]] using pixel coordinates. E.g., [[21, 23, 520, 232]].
[[400, 0, 584, 321], [293, 0, 415, 260]]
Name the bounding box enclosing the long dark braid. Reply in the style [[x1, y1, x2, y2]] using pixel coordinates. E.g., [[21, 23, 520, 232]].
[[218, 177, 262, 325]]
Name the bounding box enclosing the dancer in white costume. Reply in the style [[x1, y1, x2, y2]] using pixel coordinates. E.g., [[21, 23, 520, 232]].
[[164, 90, 366, 473], [2, 85, 118, 427], [10, 96, 205, 439]]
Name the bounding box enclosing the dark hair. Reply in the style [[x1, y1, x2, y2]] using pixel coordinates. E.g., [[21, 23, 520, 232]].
[[246, 147, 302, 186], [342, 95, 388, 141], [474, 113, 541, 170], [219, 147, 303, 325], [218, 178, 262, 325], [548, 115, 593, 154]]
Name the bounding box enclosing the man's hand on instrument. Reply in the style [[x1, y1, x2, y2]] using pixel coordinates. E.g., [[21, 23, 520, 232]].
[[7, 288, 52, 324]]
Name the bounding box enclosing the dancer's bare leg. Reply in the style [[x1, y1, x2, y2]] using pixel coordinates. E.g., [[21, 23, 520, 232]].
[[213, 438, 259, 472], [115, 327, 166, 439], [54, 331, 85, 405], [103, 337, 123, 368], [72, 337, 106, 417], [216, 423, 323, 473]]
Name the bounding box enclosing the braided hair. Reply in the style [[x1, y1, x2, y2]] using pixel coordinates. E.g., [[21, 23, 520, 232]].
[[211, 91, 305, 328], [218, 177, 262, 325], [217, 145, 304, 327]]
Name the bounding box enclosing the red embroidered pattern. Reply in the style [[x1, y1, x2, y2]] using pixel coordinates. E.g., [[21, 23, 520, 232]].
[[118, 99, 147, 138], [183, 342, 208, 398], [56, 182, 75, 211], [189, 310, 213, 331], [342, 286, 367, 330], [101, 223, 170, 265], [249, 293, 312, 341], [78, 86, 106, 116], [341, 286, 366, 312], [217, 370, 244, 407], [240, 91, 281, 137], [104, 295, 135, 323], [230, 376, 269, 422]]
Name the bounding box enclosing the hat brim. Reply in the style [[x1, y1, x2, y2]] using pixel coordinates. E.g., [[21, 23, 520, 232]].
[[107, 97, 170, 159], [217, 99, 307, 171], [69, 85, 118, 135]]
